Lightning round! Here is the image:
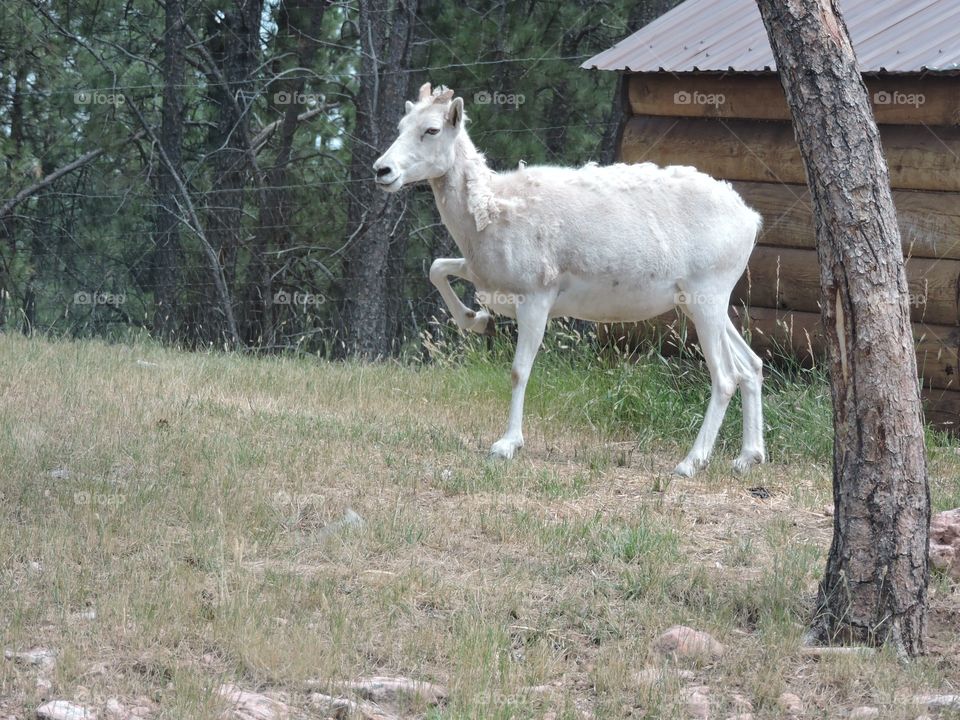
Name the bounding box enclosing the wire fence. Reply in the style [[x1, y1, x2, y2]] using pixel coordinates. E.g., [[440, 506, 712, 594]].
[[1, 86, 622, 354], [0, 0, 668, 355]]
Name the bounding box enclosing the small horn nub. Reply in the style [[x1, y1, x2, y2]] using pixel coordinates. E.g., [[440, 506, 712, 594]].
[[418, 82, 432, 101], [433, 86, 454, 102]]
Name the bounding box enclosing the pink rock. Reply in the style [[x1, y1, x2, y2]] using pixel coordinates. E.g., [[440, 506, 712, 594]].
[[930, 509, 960, 579], [652, 626, 724, 660], [104, 698, 153, 720], [729, 692, 753, 712], [778, 692, 803, 716], [931, 509, 960, 544], [683, 686, 711, 719], [930, 543, 955, 572]]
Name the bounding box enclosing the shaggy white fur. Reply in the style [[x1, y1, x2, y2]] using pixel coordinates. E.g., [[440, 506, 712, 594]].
[[373, 83, 765, 477]]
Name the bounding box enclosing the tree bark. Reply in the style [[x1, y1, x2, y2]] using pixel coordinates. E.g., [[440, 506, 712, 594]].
[[756, 0, 929, 656], [246, 0, 329, 349], [337, 0, 418, 359], [201, 0, 263, 345], [153, 0, 186, 340]]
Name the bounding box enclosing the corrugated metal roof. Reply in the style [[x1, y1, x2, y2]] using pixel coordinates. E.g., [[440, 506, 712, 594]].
[[582, 0, 960, 73]]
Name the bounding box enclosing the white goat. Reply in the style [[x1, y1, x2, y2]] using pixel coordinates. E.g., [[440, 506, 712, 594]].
[[373, 83, 765, 476]]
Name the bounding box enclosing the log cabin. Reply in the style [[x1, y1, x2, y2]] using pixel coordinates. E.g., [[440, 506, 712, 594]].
[[582, 0, 960, 429]]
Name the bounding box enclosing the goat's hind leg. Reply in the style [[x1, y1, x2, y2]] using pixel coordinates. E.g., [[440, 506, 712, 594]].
[[429, 258, 495, 335], [727, 322, 765, 473], [674, 299, 738, 477]]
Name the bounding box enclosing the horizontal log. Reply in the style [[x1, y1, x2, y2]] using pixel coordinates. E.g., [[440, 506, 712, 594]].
[[731, 182, 960, 261], [922, 388, 960, 429], [628, 74, 960, 125], [599, 306, 960, 392], [734, 247, 960, 325], [620, 116, 960, 192]]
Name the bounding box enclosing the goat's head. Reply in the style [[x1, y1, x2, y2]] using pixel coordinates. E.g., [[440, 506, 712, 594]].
[[373, 83, 465, 192]]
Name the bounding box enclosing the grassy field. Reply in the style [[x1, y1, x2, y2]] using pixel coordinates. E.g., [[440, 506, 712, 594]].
[[1, 332, 958, 719]]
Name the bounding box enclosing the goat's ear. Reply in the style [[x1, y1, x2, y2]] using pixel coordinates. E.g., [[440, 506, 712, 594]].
[[447, 97, 464, 128], [405, 100, 414, 114]]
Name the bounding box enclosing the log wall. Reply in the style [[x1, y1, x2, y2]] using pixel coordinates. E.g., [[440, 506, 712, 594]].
[[611, 73, 960, 429]]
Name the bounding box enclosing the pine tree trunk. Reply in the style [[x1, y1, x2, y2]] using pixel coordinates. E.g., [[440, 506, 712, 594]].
[[337, 0, 418, 359], [153, 0, 185, 341], [248, 0, 328, 350], [755, 0, 929, 655], [202, 0, 262, 346]]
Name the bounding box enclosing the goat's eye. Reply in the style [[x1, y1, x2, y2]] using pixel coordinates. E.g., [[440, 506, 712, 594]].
[[424, 127, 440, 136]]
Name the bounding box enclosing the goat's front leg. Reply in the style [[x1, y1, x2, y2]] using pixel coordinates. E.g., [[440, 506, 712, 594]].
[[490, 293, 552, 459], [429, 258, 494, 335]]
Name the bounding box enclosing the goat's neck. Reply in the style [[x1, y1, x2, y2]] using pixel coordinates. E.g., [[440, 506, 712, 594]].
[[429, 133, 495, 258]]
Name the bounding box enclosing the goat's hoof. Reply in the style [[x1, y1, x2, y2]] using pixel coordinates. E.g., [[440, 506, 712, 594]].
[[732, 450, 765, 475], [489, 437, 521, 460], [673, 459, 698, 478], [464, 310, 495, 335]]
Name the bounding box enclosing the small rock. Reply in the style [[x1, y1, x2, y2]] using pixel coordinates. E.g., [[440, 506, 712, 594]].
[[309, 693, 395, 720], [343, 676, 447, 707], [342, 508, 363, 527], [849, 708, 879, 718], [104, 698, 152, 720], [29, 561, 44, 574], [49, 468, 71, 480], [913, 694, 960, 711], [634, 667, 696, 684], [724, 715, 752, 720], [36, 701, 96, 720], [4, 647, 57, 670], [318, 509, 365, 540], [729, 693, 752, 712], [218, 684, 289, 720], [778, 692, 803, 716], [135, 360, 158, 368], [521, 685, 554, 695], [683, 685, 710, 719], [652, 626, 724, 660]]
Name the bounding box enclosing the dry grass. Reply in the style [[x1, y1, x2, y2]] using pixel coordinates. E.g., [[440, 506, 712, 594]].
[[0, 333, 958, 719]]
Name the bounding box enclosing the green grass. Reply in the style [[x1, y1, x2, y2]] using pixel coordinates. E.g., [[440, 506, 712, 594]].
[[0, 331, 957, 719]]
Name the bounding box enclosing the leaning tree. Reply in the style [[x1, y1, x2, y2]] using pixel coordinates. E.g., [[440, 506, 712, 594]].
[[755, 0, 929, 655]]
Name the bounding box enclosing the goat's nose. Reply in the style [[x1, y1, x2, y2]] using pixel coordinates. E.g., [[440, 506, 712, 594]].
[[376, 166, 392, 179]]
